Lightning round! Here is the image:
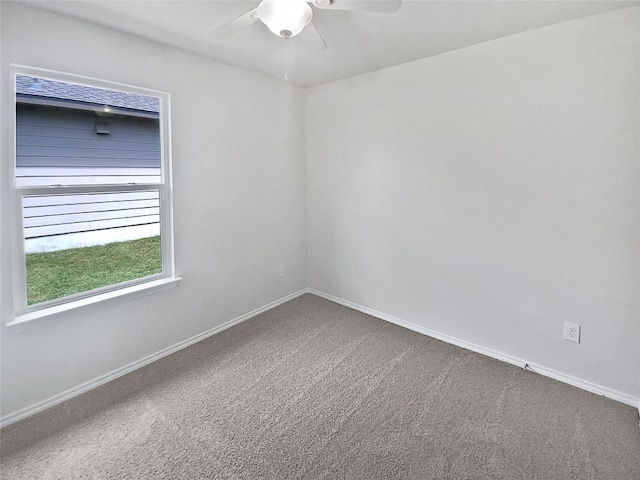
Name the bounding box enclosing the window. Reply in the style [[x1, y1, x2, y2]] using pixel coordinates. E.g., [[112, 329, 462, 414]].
[[9, 65, 178, 325]]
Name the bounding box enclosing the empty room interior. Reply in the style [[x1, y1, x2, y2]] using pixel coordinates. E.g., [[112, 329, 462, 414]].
[[1, 0, 639, 478]]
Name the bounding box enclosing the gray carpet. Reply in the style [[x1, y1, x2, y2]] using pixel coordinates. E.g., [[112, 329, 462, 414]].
[[1, 294, 639, 479]]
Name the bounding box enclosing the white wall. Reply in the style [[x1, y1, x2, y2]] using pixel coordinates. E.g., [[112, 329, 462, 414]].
[[0, 2, 307, 418], [307, 8, 639, 400]]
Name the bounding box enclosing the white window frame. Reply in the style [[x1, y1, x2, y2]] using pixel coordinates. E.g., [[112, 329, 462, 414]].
[[8, 65, 180, 327]]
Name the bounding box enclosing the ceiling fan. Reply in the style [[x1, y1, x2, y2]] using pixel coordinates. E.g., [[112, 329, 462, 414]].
[[212, 0, 402, 46]]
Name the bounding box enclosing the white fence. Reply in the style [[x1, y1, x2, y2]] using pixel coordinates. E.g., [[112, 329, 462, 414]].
[[22, 186, 161, 253]]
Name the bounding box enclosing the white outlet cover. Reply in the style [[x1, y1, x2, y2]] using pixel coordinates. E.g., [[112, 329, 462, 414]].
[[563, 321, 581, 343]]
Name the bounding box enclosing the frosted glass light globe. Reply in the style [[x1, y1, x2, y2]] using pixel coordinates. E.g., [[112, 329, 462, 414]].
[[257, 0, 313, 37]]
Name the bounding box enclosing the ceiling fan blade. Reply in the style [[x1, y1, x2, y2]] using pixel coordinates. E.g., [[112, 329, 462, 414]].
[[299, 21, 328, 53], [211, 8, 259, 39], [311, 0, 401, 13]]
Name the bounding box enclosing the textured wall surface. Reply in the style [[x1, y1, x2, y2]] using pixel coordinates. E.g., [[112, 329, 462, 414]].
[[307, 8, 639, 400], [1, 2, 307, 417]]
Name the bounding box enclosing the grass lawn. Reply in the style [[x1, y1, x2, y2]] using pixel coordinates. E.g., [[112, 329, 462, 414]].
[[26, 235, 162, 305]]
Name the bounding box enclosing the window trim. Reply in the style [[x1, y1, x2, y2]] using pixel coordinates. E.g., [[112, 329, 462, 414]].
[[9, 64, 179, 326], [7, 277, 181, 329]]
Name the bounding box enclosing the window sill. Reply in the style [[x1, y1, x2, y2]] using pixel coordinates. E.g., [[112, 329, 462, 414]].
[[8, 276, 182, 329]]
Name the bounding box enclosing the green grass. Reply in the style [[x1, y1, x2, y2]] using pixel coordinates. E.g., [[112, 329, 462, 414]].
[[26, 235, 162, 305]]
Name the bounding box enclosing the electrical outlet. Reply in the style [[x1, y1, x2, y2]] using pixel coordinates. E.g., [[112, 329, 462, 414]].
[[278, 264, 286, 277], [563, 321, 580, 343]]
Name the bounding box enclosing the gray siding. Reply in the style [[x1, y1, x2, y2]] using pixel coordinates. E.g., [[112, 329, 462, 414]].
[[17, 104, 160, 170]]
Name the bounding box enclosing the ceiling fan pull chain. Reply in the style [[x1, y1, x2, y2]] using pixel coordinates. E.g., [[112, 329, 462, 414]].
[[284, 36, 290, 81]]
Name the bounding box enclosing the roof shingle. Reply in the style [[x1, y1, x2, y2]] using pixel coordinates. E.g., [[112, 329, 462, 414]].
[[16, 74, 160, 113]]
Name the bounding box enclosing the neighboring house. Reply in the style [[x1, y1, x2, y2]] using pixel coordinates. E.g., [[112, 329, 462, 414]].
[[16, 75, 162, 252]]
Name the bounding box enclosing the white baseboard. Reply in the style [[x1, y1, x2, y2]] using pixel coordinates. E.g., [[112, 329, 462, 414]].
[[307, 288, 640, 409], [3, 288, 637, 428], [0, 289, 307, 428]]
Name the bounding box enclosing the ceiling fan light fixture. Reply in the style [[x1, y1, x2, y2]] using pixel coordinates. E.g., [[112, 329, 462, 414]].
[[257, 0, 313, 38]]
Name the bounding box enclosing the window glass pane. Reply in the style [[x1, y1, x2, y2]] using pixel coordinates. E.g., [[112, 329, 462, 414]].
[[16, 74, 161, 187], [14, 71, 168, 309], [23, 191, 162, 305]]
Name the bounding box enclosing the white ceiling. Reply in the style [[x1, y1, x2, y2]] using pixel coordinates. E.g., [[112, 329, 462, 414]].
[[21, 0, 639, 87]]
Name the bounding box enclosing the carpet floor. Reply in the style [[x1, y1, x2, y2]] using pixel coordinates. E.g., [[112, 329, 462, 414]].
[[1, 294, 639, 479]]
